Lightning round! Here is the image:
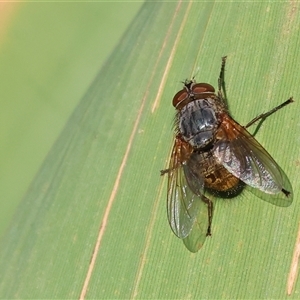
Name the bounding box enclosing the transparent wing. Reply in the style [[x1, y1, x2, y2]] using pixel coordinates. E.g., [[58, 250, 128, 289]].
[[213, 115, 293, 207], [166, 137, 209, 244], [182, 193, 210, 252]]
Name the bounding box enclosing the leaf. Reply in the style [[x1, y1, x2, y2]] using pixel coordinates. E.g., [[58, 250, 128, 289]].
[[1, 2, 300, 299]]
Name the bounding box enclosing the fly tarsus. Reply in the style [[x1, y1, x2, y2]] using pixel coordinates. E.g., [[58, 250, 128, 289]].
[[201, 195, 213, 237], [282, 188, 291, 197], [160, 169, 170, 176], [245, 97, 294, 128]]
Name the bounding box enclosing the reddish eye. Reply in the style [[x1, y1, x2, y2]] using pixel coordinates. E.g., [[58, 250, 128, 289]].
[[172, 89, 188, 107], [192, 83, 215, 94]]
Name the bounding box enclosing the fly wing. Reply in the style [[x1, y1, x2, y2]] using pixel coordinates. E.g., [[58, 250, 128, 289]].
[[182, 210, 209, 252], [166, 137, 208, 242], [213, 115, 293, 207]]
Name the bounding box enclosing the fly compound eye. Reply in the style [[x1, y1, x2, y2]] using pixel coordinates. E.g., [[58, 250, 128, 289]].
[[191, 83, 215, 95], [173, 82, 216, 109], [172, 89, 188, 108]]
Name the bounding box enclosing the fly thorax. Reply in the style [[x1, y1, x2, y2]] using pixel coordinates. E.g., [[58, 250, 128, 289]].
[[179, 98, 219, 148]]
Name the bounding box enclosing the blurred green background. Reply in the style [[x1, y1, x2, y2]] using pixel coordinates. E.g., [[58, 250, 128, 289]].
[[0, 2, 143, 238]]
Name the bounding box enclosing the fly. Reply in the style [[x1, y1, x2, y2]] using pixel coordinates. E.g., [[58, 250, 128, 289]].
[[161, 57, 293, 252]]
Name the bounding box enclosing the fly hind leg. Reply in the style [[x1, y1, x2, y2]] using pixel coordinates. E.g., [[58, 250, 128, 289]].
[[201, 195, 213, 236], [245, 98, 294, 129]]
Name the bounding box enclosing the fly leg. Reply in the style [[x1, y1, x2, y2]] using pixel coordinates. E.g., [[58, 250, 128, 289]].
[[201, 195, 213, 236], [245, 97, 294, 128], [160, 168, 170, 176], [218, 56, 228, 108]]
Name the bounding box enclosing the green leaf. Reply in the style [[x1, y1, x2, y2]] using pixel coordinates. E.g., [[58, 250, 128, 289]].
[[0, 2, 143, 239], [1, 2, 300, 299]]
